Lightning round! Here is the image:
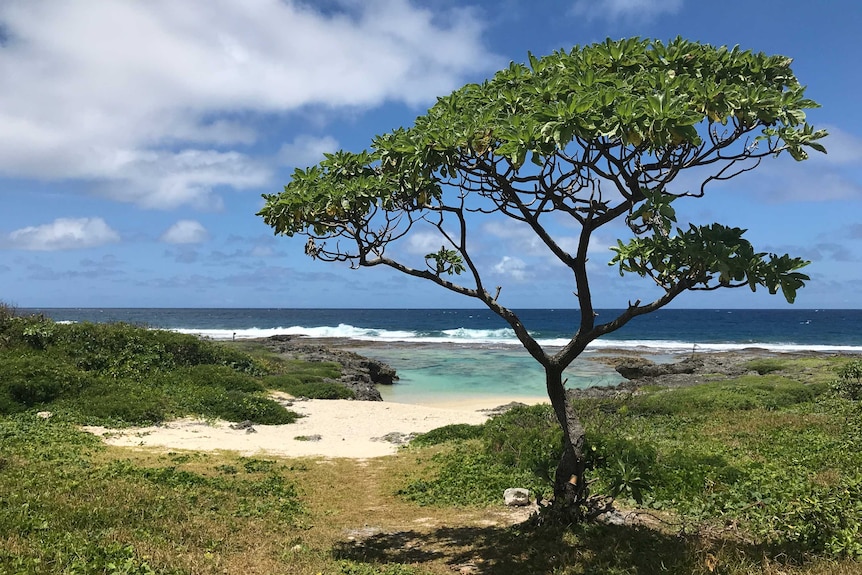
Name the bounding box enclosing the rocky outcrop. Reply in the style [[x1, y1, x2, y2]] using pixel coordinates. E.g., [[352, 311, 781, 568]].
[[568, 350, 783, 401], [613, 356, 703, 380], [258, 335, 398, 401]]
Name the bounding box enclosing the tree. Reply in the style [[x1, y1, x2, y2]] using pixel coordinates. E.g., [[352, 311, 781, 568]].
[[259, 37, 826, 519]]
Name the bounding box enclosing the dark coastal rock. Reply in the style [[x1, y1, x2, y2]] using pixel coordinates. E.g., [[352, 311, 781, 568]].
[[613, 356, 703, 380], [585, 350, 790, 396], [229, 420, 254, 430], [567, 380, 638, 400], [480, 402, 529, 417], [256, 336, 399, 401]]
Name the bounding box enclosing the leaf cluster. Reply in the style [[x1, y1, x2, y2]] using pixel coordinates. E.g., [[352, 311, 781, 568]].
[[610, 199, 809, 303]]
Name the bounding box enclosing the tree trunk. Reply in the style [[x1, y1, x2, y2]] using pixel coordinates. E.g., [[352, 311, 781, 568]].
[[545, 366, 589, 519]]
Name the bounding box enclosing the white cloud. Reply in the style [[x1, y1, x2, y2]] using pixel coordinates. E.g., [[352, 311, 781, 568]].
[[0, 0, 497, 208], [808, 125, 862, 166], [93, 149, 270, 210], [571, 0, 683, 21], [493, 255, 528, 281], [278, 135, 340, 168], [404, 230, 450, 255], [7, 217, 120, 251], [160, 220, 209, 244]]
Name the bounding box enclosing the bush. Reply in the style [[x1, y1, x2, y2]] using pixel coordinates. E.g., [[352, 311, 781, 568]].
[[61, 379, 170, 425], [482, 404, 562, 480], [266, 375, 355, 399], [411, 423, 484, 447], [832, 359, 862, 400], [399, 405, 562, 506], [744, 358, 785, 375], [48, 322, 266, 380], [178, 386, 300, 424], [172, 364, 265, 393], [0, 353, 88, 408], [398, 446, 547, 506], [585, 432, 658, 504]]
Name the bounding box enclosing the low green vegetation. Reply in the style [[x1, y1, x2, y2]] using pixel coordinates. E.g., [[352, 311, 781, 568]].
[[403, 360, 862, 564], [0, 308, 348, 425], [1, 305, 860, 573]]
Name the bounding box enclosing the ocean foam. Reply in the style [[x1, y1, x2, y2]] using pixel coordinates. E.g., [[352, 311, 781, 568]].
[[170, 324, 862, 354]]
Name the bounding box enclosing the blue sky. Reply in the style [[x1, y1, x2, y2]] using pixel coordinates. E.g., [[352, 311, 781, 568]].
[[1, 0, 860, 309]]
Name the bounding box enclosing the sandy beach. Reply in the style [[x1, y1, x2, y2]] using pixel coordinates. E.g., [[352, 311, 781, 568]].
[[83, 393, 546, 459]]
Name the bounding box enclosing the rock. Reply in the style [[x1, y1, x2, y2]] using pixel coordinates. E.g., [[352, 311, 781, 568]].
[[480, 402, 528, 417], [245, 427, 257, 434], [36, 411, 53, 419], [503, 487, 531, 507], [613, 356, 702, 380], [294, 434, 322, 442], [257, 336, 400, 401], [364, 359, 397, 385], [374, 432, 416, 445], [229, 420, 254, 430]]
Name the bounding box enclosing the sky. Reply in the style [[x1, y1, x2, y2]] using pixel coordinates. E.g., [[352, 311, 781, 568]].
[[1, 0, 860, 310]]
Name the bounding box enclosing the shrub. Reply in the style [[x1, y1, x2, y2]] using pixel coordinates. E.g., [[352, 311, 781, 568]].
[[61, 379, 170, 425], [398, 446, 547, 506], [585, 432, 658, 504], [832, 359, 862, 400], [482, 404, 562, 480], [399, 405, 561, 506], [178, 386, 299, 424], [744, 358, 785, 375], [172, 364, 265, 393], [50, 322, 267, 380], [53, 322, 173, 379], [0, 353, 88, 407], [411, 423, 484, 447], [266, 376, 355, 399]]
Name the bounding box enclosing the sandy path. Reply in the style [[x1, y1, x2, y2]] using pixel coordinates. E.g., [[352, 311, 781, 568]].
[[83, 394, 545, 459]]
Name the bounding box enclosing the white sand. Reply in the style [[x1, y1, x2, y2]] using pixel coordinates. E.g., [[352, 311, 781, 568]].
[[82, 394, 546, 459]]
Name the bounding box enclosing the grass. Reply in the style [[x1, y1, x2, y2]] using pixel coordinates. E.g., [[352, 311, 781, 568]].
[[1, 308, 860, 573]]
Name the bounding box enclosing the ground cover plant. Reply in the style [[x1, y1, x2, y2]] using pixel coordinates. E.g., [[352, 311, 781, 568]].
[[401, 355, 862, 567], [0, 310, 346, 425], [1, 307, 860, 573]]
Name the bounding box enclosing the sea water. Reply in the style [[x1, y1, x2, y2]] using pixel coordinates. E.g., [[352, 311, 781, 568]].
[[27, 308, 862, 403]]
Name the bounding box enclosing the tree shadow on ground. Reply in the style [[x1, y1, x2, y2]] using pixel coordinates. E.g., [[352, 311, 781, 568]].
[[331, 518, 755, 574]]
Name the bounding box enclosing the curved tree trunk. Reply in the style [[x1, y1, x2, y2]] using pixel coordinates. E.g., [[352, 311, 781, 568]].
[[544, 365, 589, 518]]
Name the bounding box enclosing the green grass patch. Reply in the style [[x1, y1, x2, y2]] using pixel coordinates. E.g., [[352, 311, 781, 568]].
[[627, 375, 815, 415]]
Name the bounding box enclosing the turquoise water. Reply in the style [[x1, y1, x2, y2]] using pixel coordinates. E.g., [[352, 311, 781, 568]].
[[355, 345, 624, 404]]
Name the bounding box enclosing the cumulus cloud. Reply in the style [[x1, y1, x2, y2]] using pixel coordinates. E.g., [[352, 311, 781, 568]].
[[571, 0, 683, 21], [278, 135, 340, 168], [404, 231, 451, 255], [811, 125, 862, 166], [160, 220, 209, 244], [0, 0, 497, 208], [6, 217, 120, 251], [493, 255, 528, 281]]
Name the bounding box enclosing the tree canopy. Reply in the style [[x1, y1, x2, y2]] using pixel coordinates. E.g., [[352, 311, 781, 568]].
[[260, 37, 826, 516], [260, 38, 823, 343]]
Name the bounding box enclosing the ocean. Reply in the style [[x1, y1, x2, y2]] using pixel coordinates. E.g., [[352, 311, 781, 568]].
[[25, 308, 862, 403]]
